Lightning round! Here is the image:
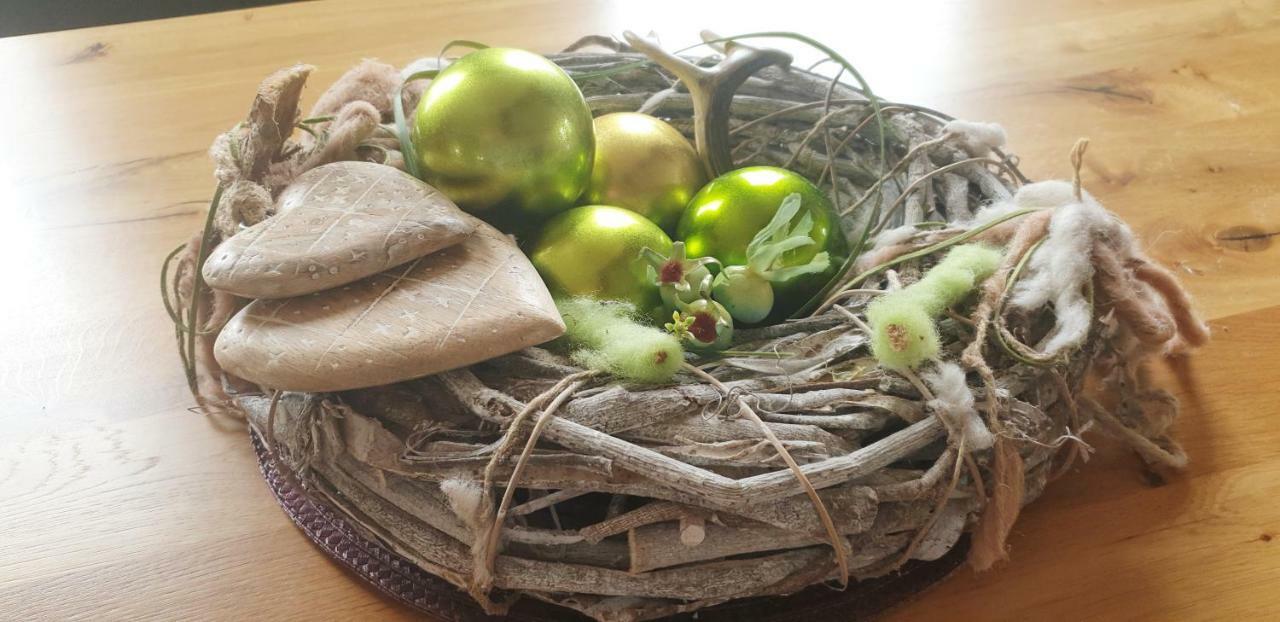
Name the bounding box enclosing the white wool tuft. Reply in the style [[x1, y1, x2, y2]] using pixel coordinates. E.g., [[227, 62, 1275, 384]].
[[440, 477, 484, 530], [1041, 293, 1095, 356], [924, 362, 994, 451], [966, 198, 1019, 227], [1013, 180, 1076, 209], [872, 225, 917, 250], [967, 181, 1078, 227], [944, 120, 1007, 155], [1010, 186, 1138, 356]]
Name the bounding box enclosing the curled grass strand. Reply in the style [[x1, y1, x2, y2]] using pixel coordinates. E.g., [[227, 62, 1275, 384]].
[[393, 69, 440, 180], [178, 184, 224, 394], [815, 208, 1043, 315]]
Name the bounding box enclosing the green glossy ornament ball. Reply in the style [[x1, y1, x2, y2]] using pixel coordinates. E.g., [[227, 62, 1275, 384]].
[[530, 205, 673, 321], [677, 166, 847, 321], [411, 48, 594, 232], [585, 112, 707, 232]]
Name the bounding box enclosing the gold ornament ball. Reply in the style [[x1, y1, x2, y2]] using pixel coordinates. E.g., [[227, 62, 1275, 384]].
[[584, 112, 707, 232]]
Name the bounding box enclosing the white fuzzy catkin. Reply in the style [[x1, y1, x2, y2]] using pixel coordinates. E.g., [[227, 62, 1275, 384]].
[[944, 120, 1007, 155], [1009, 182, 1138, 357], [924, 361, 994, 451], [441, 477, 484, 531]]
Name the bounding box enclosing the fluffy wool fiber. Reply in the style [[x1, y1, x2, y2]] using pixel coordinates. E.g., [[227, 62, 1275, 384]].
[[965, 178, 1077, 229], [557, 297, 684, 383], [299, 100, 382, 170], [308, 59, 403, 121], [1009, 182, 1138, 357], [854, 225, 921, 273], [441, 477, 484, 530], [868, 244, 1003, 369], [871, 225, 918, 251], [944, 120, 1007, 156], [923, 361, 994, 451]]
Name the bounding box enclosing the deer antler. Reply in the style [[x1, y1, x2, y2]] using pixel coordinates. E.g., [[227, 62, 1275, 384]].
[[623, 31, 792, 176]]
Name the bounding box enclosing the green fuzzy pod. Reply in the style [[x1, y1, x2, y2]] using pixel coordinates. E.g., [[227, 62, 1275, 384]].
[[867, 296, 940, 370], [913, 265, 975, 314], [941, 243, 1002, 280], [557, 297, 684, 383], [866, 244, 1001, 369]]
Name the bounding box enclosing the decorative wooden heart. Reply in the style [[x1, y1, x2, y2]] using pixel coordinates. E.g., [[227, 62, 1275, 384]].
[[203, 161, 475, 299], [213, 220, 565, 392]]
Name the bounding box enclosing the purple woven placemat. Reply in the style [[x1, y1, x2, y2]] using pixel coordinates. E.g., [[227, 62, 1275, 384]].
[[251, 430, 968, 621]]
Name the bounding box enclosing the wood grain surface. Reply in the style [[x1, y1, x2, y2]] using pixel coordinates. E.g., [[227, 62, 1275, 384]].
[[1, 0, 1277, 620]]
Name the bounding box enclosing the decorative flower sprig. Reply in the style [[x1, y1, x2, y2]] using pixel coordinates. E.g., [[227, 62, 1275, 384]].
[[642, 194, 830, 349], [664, 300, 734, 352], [656, 268, 734, 351], [711, 193, 831, 323], [641, 241, 719, 308], [663, 310, 696, 340]]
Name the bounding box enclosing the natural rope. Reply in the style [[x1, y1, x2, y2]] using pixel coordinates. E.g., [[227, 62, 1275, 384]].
[[1093, 249, 1177, 345], [958, 212, 1050, 571], [1131, 260, 1211, 349], [1049, 369, 1090, 481]]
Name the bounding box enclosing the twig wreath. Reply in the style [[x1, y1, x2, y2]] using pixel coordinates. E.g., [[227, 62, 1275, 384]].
[[165, 30, 1207, 622]]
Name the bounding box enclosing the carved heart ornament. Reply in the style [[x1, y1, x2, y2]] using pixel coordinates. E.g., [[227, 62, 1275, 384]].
[[203, 161, 475, 299], [214, 220, 565, 391]]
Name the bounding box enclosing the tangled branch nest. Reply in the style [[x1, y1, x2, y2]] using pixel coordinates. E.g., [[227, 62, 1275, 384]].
[[167, 32, 1207, 622]]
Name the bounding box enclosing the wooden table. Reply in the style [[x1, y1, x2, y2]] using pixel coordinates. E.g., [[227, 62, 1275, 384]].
[[3, 0, 1277, 619]]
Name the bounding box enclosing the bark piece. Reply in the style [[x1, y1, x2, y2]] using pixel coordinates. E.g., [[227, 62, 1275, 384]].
[[912, 501, 970, 562], [214, 221, 564, 391], [204, 161, 475, 298]]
